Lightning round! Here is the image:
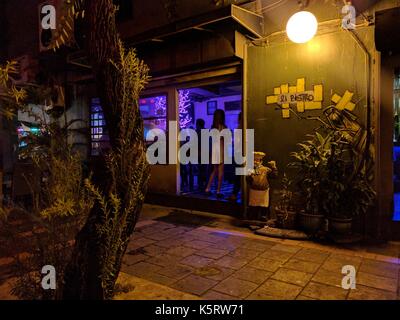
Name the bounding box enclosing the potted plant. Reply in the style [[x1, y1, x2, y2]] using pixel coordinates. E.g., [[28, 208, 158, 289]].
[[314, 129, 376, 235], [288, 132, 338, 233], [290, 128, 376, 236], [275, 174, 297, 230], [327, 176, 375, 234], [325, 158, 376, 234]]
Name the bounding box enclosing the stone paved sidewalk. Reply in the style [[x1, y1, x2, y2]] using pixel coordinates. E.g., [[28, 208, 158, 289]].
[[1, 205, 399, 300], [121, 214, 400, 300]]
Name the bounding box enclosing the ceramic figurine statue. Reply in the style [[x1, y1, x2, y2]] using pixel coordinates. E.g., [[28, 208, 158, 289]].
[[247, 152, 278, 221]]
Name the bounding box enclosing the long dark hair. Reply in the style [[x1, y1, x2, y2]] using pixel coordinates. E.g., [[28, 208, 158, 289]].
[[212, 109, 226, 130]]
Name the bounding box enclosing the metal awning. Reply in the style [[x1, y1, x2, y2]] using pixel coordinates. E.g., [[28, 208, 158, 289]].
[[67, 4, 264, 70], [125, 4, 264, 46]]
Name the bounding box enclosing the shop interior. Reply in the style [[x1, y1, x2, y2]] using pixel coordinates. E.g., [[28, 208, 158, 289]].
[[176, 81, 243, 202]]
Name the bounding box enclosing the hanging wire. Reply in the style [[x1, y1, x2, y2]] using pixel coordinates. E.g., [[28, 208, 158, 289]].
[[247, 0, 373, 47]]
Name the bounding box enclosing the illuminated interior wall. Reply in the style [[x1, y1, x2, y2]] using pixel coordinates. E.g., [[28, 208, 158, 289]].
[[193, 94, 242, 130]]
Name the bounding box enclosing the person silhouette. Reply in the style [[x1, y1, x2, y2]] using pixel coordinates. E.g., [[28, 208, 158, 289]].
[[205, 109, 227, 199]]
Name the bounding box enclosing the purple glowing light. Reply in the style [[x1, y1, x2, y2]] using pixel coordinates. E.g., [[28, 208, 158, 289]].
[[179, 90, 193, 129]]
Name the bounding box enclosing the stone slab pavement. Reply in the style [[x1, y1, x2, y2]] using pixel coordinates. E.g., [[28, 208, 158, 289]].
[[1, 204, 399, 300], [120, 208, 400, 300]]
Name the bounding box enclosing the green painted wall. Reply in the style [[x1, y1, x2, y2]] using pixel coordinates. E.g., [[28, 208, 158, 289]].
[[246, 27, 375, 185]]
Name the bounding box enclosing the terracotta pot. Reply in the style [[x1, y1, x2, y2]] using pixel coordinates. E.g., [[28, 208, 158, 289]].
[[328, 217, 353, 235], [275, 207, 297, 230], [299, 212, 324, 233]]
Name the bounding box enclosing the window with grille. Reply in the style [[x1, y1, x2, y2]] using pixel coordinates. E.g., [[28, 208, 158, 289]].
[[90, 98, 110, 156], [90, 95, 167, 155]]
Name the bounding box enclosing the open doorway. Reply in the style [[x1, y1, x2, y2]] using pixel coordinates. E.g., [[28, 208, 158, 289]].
[[178, 80, 243, 203], [393, 68, 400, 221]]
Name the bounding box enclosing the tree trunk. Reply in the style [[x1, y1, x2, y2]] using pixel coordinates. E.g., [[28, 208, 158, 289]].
[[62, 0, 149, 299]]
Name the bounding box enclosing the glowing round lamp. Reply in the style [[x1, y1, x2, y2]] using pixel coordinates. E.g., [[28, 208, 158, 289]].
[[286, 11, 318, 44]]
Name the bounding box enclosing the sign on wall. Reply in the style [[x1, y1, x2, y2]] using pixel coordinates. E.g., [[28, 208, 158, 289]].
[[266, 78, 323, 118], [266, 78, 358, 120]]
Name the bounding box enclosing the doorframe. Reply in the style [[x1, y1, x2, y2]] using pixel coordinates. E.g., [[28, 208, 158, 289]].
[[143, 63, 246, 216], [174, 75, 243, 198]]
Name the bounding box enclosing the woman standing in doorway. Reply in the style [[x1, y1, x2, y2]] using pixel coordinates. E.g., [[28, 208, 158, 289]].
[[205, 109, 227, 199]]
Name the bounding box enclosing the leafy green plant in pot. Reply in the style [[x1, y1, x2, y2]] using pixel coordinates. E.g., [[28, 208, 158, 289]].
[[317, 127, 376, 235], [319, 134, 352, 234], [288, 132, 338, 234], [275, 174, 297, 230], [328, 175, 375, 234], [290, 128, 376, 236], [324, 150, 376, 235]]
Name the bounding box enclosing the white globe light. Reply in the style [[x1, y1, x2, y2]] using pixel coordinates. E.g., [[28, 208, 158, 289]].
[[286, 11, 318, 44]]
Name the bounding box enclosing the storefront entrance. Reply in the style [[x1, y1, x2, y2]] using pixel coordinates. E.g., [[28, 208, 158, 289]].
[[177, 80, 243, 204]]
